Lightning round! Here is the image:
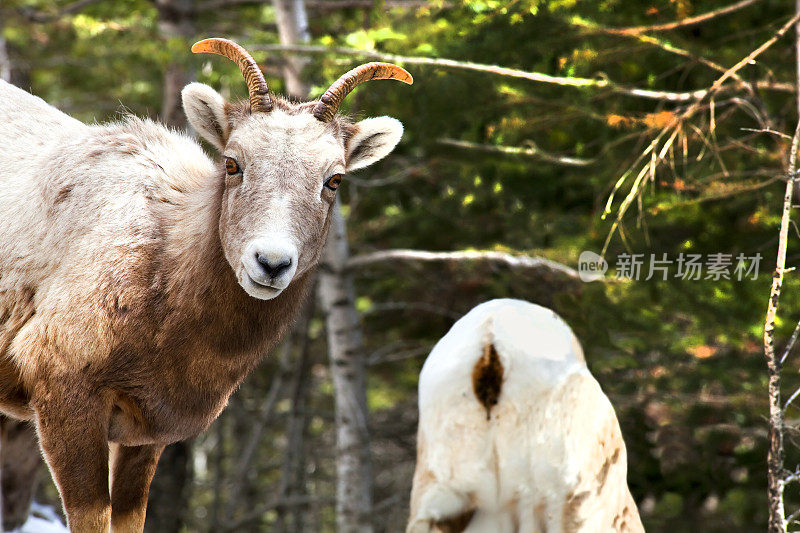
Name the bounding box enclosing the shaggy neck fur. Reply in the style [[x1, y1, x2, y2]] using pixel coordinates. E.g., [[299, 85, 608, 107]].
[[152, 150, 314, 375]]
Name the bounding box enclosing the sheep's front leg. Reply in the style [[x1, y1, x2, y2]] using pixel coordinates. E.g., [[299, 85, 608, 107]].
[[110, 443, 163, 533], [34, 389, 111, 533], [407, 480, 474, 533]]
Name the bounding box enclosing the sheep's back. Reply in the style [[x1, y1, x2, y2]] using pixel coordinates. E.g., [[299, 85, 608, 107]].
[[0, 82, 216, 382], [411, 299, 643, 532]]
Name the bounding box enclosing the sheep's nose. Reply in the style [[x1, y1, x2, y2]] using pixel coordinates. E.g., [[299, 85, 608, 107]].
[[256, 253, 293, 279], [243, 237, 299, 289]]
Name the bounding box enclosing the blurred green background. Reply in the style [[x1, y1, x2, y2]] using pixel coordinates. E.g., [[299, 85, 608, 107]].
[[3, 0, 800, 530]]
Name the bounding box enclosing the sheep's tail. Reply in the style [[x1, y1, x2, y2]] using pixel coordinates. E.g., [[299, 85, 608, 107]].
[[471, 317, 504, 421]]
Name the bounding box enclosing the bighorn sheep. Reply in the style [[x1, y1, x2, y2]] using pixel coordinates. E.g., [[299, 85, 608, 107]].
[[407, 299, 644, 532], [0, 38, 411, 532]]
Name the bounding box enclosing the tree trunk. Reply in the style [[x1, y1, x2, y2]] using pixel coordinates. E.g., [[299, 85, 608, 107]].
[[0, 13, 27, 88], [0, 418, 41, 531], [271, 0, 311, 98], [271, 1, 377, 529], [145, 3, 196, 531], [318, 204, 374, 532], [275, 307, 314, 532], [144, 441, 193, 533], [0, 32, 10, 83], [155, 0, 195, 129], [764, 4, 800, 532], [270, 1, 375, 526]]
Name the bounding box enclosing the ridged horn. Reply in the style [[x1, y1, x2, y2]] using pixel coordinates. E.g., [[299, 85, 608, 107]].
[[191, 38, 273, 113], [313, 62, 413, 122]]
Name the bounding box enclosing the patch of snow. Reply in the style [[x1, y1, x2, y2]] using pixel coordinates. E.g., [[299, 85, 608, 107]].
[[10, 503, 68, 533]]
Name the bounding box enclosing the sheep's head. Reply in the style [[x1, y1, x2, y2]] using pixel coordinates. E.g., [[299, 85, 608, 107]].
[[182, 38, 412, 300]]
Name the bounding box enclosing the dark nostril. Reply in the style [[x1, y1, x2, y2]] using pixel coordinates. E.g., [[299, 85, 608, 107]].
[[256, 253, 292, 278]]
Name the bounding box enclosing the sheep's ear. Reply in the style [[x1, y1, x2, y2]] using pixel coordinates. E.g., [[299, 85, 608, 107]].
[[345, 116, 404, 172], [182, 83, 230, 151]]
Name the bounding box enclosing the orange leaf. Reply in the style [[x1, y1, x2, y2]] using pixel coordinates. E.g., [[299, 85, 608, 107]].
[[689, 345, 717, 359]]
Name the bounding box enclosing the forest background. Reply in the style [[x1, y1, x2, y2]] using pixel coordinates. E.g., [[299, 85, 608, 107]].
[[2, 0, 800, 531]]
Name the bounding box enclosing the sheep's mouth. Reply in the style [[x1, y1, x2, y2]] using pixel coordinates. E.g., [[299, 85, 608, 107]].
[[248, 275, 280, 290], [241, 271, 284, 300]]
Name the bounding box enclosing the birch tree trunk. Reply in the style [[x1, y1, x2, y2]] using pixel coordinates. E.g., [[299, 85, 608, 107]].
[[269, 7, 312, 529], [318, 204, 374, 532], [0, 33, 10, 83], [0, 14, 26, 88], [271, 0, 311, 98], [271, 0, 374, 528]]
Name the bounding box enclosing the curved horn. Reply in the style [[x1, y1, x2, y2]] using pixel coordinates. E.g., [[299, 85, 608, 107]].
[[191, 38, 273, 113], [313, 63, 413, 122]]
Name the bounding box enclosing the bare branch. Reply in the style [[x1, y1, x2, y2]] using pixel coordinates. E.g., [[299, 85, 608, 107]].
[[786, 385, 800, 412], [197, 0, 432, 11], [786, 506, 800, 526], [571, 17, 749, 86], [192, 0, 263, 11], [603, 0, 762, 35], [602, 12, 800, 253], [262, 40, 796, 105], [222, 495, 335, 531], [17, 0, 104, 22], [755, 80, 795, 93], [363, 301, 461, 320], [784, 466, 800, 485], [710, 13, 800, 97], [367, 346, 431, 365], [346, 249, 582, 279], [255, 43, 713, 102], [651, 177, 779, 212], [781, 319, 800, 365], [347, 164, 423, 187], [310, 0, 437, 8], [365, 340, 436, 366], [222, 354, 287, 522], [438, 138, 594, 166], [742, 128, 794, 140]]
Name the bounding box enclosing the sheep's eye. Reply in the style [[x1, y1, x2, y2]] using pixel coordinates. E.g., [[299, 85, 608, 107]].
[[225, 157, 240, 175], [324, 173, 343, 191]]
